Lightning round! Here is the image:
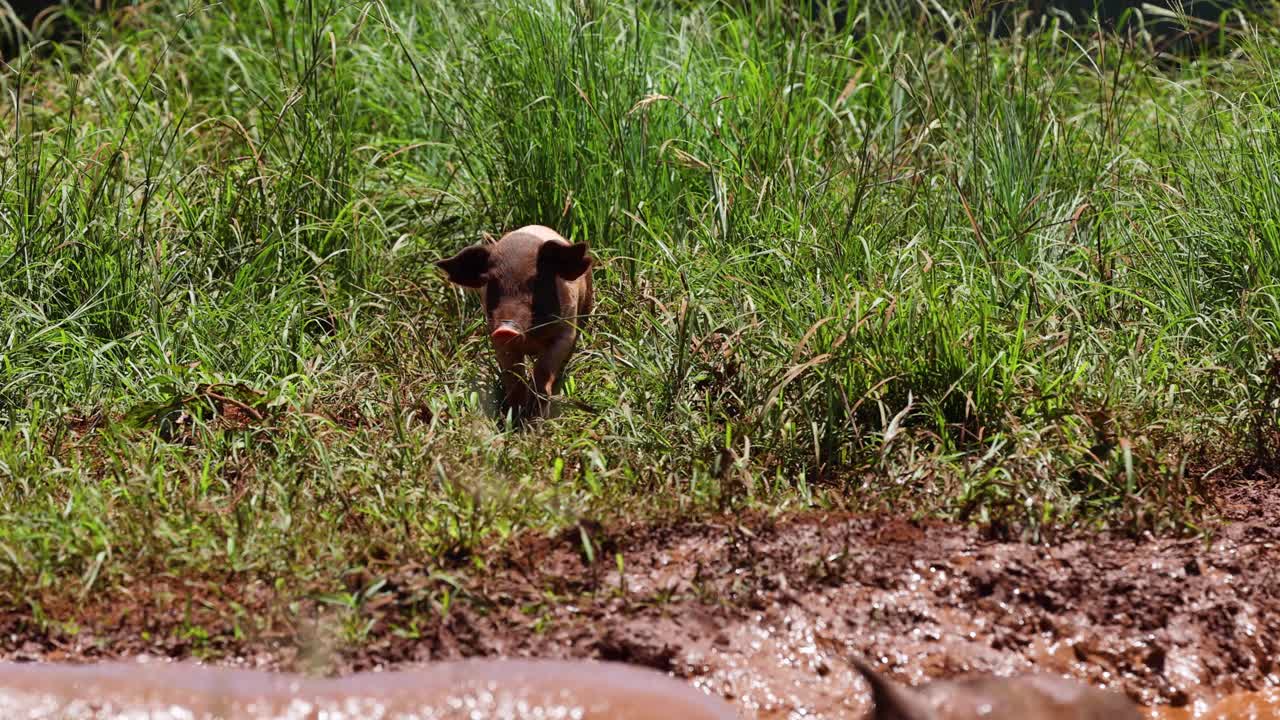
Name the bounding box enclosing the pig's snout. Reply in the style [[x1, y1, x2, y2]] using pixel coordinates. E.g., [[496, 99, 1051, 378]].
[[490, 322, 523, 344]]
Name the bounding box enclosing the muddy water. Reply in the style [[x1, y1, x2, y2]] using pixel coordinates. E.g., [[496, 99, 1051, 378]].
[[680, 606, 1280, 720], [0, 659, 737, 719], [1147, 689, 1280, 720]]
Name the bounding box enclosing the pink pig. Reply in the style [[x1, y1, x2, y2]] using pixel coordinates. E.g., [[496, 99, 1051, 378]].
[[437, 225, 594, 418], [852, 659, 1141, 720]]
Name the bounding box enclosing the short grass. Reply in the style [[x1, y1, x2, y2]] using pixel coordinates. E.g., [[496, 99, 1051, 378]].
[[0, 0, 1277, 612]]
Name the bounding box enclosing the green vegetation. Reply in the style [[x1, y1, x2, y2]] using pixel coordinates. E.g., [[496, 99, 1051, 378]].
[[0, 0, 1276, 603]]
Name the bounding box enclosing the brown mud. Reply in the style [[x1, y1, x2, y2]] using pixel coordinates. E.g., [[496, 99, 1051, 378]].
[[1, 478, 1277, 719]]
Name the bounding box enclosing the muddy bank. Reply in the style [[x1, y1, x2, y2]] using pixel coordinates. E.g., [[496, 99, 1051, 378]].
[[2, 482, 1277, 719]]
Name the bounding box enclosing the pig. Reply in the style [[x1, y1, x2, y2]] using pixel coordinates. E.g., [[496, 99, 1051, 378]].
[[436, 225, 593, 419], [852, 659, 1142, 720], [0, 658, 739, 719]]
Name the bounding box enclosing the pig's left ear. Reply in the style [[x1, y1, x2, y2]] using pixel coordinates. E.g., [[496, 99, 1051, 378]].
[[850, 659, 937, 720], [541, 241, 593, 281], [436, 245, 490, 288]]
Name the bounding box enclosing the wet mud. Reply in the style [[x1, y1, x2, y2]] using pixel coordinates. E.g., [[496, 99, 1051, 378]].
[[1, 479, 1277, 719]]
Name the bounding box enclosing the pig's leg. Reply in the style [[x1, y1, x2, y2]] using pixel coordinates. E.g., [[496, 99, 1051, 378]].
[[531, 332, 577, 418], [494, 344, 530, 417]]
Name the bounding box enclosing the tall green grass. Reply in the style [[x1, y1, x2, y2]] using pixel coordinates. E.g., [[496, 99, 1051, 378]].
[[0, 0, 1275, 603]]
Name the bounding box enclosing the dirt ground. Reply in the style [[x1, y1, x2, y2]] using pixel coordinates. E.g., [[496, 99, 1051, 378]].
[[2, 476, 1278, 719]]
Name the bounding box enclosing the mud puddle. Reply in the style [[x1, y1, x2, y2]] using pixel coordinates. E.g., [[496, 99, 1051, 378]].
[[2, 480, 1277, 719], [430, 507, 1278, 719]]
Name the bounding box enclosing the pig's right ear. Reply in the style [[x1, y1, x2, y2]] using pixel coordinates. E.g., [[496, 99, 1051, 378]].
[[435, 245, 490, 288], [851, 659, 937, 720]]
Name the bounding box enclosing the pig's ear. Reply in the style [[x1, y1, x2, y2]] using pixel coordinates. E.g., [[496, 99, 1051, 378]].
[[541, 241, 593, 281], [436, 245, 490, 288], [851, 659, 937, 720]]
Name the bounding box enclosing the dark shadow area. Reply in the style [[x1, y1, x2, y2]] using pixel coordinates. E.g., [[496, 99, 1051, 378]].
[[797, 0, 1265, 57], [1, 0, 129, 59]]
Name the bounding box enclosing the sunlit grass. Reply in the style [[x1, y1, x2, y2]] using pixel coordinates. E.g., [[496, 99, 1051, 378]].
[[0, 0, 1275, 607]]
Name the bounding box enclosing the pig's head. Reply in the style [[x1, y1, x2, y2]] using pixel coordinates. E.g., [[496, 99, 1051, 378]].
[[436, 237, 591, 345], [851, 660, 1142, 720]]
